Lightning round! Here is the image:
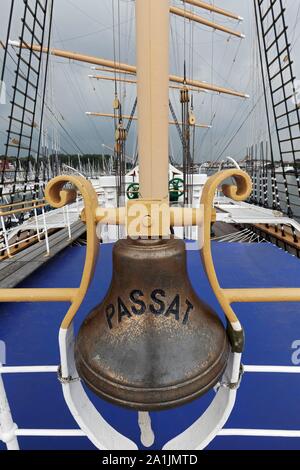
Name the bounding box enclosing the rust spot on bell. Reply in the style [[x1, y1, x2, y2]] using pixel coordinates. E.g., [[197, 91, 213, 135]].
[[75, 238, 229, 411]]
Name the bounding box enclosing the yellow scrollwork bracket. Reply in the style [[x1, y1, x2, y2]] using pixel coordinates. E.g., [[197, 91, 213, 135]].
[[1, 170, 300, 343], [0, 176, 99, 331], [200, 169, 300, 349], [200, 169, 252, 328]]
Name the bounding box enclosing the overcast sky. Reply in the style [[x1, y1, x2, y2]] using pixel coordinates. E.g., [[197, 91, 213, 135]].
[[1, 0, 300, 163]]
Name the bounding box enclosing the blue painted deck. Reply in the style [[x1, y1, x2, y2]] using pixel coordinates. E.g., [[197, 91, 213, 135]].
[[0, 241, 300, 450]]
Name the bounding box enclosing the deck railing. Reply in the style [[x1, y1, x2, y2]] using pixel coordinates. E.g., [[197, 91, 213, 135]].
[[0, 362, 300, 450], [0, 198, 80, 258]]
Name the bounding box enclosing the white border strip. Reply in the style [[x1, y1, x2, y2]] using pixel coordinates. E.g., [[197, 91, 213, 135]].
[[244, 365, 300, 374], [2, 365, 300, 374], [1, 364, 300, 445], [219, 429, 300, 438], [11, 428, 300, 439], [0, 366, 58, 373], [15, 429, 86, 437]]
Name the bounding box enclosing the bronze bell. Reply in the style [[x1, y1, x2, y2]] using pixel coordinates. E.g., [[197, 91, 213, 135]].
[[75, 237, 230, 411]]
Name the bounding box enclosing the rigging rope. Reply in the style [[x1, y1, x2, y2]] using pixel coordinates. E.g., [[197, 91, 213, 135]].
[[253, 0, 280, 211], [1, 0, 53, 205], [255, 0, 300, 241], [35, 0, 54, 200]]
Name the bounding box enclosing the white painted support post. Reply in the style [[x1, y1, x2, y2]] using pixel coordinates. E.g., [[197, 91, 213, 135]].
[[0, 371, 19, 450], [58, 326, 138, 450], [0, 216, 11, 257], [62, 206, 67, 226], [138, 412, 155, 448], [66, 205, 72, 240], [163, 352, 242, 450], [41, 207, 50, 256], [34, 208, 41, 242]]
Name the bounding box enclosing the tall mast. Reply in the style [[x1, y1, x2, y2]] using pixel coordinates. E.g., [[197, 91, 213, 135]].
[[136, 0, 169, 201]]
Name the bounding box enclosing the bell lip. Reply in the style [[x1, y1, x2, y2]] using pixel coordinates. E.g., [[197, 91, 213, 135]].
[[77, 356, 228, 411], [75, 334, 230, 411], [76, 333, 229, 391]]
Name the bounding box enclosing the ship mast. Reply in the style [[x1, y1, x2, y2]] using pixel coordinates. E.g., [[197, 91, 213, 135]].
[[136, 0, 170, 202]]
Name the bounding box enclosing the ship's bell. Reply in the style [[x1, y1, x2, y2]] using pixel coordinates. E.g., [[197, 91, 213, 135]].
[[75, 237, 230, 411]]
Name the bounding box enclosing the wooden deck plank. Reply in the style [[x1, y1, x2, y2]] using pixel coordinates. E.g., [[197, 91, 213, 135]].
[[212, 221, 240, 238], [0, 220, 86, 288], [0, 220, 83, 268], [0, 226, 86, 288]]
